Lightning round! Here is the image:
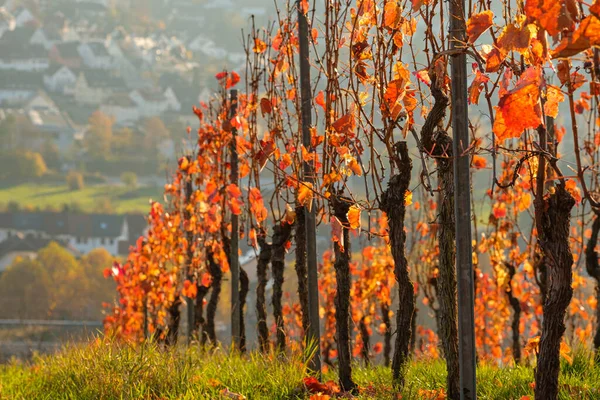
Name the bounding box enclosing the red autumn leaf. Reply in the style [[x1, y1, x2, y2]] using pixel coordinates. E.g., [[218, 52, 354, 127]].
[[466, 10, 494, 43], [192, 105, 203, 121], [260, 97, 272, 116], [255, 139, 276, 171], [468, 66, 490, 105], [216, 71, 241, 89], [226, 71, 240, 89], [303, 377, 340, 395], [373, 342, 383, 354], [492, 202, 507, 219], [414, 69, 431, 86]]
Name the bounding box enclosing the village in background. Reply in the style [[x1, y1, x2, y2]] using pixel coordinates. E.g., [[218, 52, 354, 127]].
[[0, 0, 273, 361]]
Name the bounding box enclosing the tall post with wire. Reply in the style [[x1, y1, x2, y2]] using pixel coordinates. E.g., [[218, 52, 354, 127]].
[[449, 0, 477, 398], [230, 89, 241, 350], [298, 0, 321, 375]]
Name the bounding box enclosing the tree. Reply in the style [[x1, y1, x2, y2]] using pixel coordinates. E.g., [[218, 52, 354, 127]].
[[0, 150, 48, 180], [0, 258, 52, 319], [66, 170, 85, 191], [81, 249, 116, 320], [142, 117, 170, 153], [37, 242, 88, 319], [121, 172, 138, 189], [85, 111, 114, 159]]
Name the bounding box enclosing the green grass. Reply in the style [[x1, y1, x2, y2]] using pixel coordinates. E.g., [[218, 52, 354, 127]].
[[0, 183, 162, 214], [2, 340, 600, 399]]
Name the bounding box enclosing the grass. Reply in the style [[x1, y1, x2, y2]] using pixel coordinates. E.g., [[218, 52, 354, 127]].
[[0, 183, 162, 214], [1, 340, 600, 399]]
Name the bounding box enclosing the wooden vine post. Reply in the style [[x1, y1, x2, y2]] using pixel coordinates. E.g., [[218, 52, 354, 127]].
[[230, 89, 241, 349], [298, 0, 321, 374], [449, 0, 476, 398]]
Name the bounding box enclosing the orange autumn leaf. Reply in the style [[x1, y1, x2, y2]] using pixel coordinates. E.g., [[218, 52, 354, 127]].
[[467, 10, 494, 43], [525, 0, 577, 37], [332, 113, 355, 134], [483, 46, 505, 73], [300, 0, 309, 14], [493, 67, 543, 141], [182, 279, 197, 299], [346, 156, 363, 176], [229, 198, 244, 215], [347, 205, 361, 230], [309, 395, 330, 400], [384, 1, 402, 30], [497, 22, 537, 55], [298, 182, 314, 211], [226, 184, 242, 199], [544, 85, 564, 118], [249, 228, 258, 249], [552, 14, 600, 58], [472, 155, 487, 169], [249, 188, 268, 224], [468, 67, 490, 104], [315, 91, 326, 110], [566, 179, 582, 203], [253, 38, 267, 53]]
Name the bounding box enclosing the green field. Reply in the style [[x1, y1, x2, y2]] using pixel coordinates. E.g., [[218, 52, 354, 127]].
[[1, 339, 600, 399], [0, 184, 163, 214]]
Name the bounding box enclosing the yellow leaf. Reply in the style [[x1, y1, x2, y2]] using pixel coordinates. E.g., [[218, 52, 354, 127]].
[[347, 205, 361, 230], [298, 182, 314, 211], [405, 190, 413, 206]]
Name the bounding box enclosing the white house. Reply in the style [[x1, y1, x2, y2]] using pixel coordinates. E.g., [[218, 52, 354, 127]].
[[12, 6, 35, 27], [0, 88, 34, 104], [29, 27, 65, 50], [188, 35, 228, 59], [0, 212, 147, 257], [73, 70, 125, 105], [0, 44, 49, 71], [43, 65, 77, 93], [99, 93, 139, 124], [129, 88, 181, 117], [0, 236, 77, 272], [24, 90, 59, 112], [78, 41, 114, 69]]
